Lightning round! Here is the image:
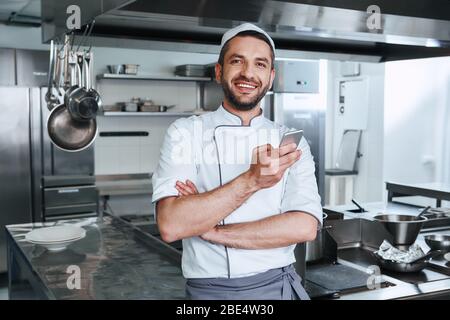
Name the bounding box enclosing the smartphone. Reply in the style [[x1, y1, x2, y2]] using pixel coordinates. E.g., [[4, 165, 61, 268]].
[[279, 129, 303, 148]]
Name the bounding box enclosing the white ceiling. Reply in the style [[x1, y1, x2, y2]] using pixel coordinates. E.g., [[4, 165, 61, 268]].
[[0, 0, 40, 22]]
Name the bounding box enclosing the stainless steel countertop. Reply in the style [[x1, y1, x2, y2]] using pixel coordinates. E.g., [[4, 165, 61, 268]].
[[96, 174, 152, 196], [6, 215, 185, 299]]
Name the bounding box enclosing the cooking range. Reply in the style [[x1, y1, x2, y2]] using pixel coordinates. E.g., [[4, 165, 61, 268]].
[[304, 213, 450, 299]]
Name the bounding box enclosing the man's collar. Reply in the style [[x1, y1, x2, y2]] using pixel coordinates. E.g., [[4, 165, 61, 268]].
[[216, 104, 265, 127]]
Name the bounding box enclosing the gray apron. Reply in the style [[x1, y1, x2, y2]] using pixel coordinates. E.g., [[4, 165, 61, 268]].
[[186, 264, 310, 300]]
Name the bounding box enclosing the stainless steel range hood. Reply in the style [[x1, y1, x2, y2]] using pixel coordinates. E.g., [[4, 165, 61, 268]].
[[41, 0, 450, 62]]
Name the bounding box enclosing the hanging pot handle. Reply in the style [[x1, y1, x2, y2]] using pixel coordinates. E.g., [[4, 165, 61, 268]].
[[76, 52, 84, 88], [63, 34, 71, 89], [45, 40, 59, 110], [84, 51, 91, 90]]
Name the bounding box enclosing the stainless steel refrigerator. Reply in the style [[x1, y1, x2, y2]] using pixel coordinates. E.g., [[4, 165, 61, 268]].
[[263, 60, 326, 203]]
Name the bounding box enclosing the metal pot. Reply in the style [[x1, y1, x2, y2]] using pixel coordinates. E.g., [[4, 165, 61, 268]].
[[83, 52, 102, 112], [373, 214, 427, 246], [66, 52, 98, 121], [305, 213, 330, 262]]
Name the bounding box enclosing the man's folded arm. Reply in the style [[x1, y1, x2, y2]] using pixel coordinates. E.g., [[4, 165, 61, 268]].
[[200, 210, 318, 250], [152, 119, 260, 243], [156, 173, 258, 243]]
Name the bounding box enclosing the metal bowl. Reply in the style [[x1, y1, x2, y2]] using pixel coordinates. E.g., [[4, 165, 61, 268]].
[[424, 235, 450, 252], [373, 214, 427, 246]]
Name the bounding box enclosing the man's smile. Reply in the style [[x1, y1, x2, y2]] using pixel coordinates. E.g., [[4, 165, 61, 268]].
[[234, 81, 259, 94]]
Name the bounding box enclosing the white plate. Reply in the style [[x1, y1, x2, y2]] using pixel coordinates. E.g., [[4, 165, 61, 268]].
[[27, 233, 85, 244], [25, 225, 86, 243], [444, 253, 450, 262], [28, 235, 85, 252], [26, 228, 86, 243]]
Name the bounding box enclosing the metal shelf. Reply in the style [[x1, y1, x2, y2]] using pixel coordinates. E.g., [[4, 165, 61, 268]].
[[101, 111, 205, 117], [97, 74, 212, 82]]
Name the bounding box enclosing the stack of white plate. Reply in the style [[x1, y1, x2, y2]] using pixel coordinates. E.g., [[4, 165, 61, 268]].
[[25, 225, 86, 252]]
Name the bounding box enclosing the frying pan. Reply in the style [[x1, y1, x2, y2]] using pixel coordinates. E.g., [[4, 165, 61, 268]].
[[424, 235, 450, 252], [47, 104, 97, 152], [372, 250, 442, 273]]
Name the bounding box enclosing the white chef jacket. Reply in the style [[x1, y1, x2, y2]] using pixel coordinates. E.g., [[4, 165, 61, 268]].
[[152, 105, 323, 279]]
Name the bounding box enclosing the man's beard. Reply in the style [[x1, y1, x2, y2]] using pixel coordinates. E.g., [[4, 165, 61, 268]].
[[221, 76, 270, 111]]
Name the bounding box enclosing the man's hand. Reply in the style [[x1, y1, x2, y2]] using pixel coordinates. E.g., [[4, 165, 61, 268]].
[[199, 226, 218, 243], [175, 179, 199, 196], [246, 143, 301, 190]]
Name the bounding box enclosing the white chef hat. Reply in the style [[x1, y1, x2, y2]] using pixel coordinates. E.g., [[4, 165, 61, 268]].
[[220, 23, 275, 55]]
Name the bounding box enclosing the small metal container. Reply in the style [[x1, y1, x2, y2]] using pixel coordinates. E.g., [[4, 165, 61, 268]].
[[124, 64, 139, 75], [102, 104, 123, 112], [125, 102, 138, 112], [107, 65, 124, 74], [175, 64, 206, 77]]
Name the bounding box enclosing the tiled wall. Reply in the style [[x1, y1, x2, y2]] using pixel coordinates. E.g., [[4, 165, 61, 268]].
[[94, 115, 178, 174]]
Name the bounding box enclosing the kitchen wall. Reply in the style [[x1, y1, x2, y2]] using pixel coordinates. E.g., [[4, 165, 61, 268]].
[[383, 56, 450, 206]]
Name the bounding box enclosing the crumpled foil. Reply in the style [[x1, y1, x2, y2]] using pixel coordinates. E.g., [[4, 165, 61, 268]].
[[375, 240, 425, 263]]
